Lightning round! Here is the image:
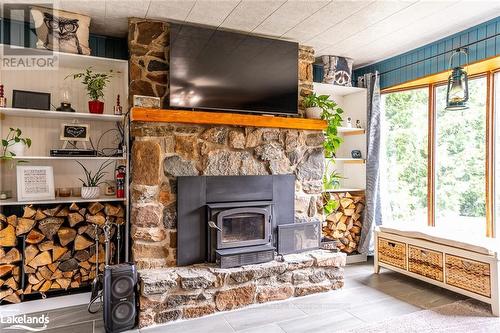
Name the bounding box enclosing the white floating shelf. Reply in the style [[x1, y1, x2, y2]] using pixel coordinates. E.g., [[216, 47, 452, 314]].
[[337, 127, 365, 135], [313, 82, 366, 97], [0, 44, 128, 71], [325, 188, 365, 193], [329, 157, 366, 163], [11, 156, 126, 161], [0, 196, 127, 206], [0, 107, 124, 122]]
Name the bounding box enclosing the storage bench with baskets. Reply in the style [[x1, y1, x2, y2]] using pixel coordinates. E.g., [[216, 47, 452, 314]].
[[375, 226, 500, 316]]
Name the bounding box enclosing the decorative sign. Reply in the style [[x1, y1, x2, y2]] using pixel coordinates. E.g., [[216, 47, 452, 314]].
[[60, 123, 89, 141], [16, 166, 55, 201], [351, 150, 362, 159], [133, 95, 161, 109]]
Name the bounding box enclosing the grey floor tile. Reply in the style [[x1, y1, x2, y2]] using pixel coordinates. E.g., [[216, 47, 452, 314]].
[[1, 320, 94, 333], [278, 309, 364, 333], [237, 323, 286, 333], [223, 303, 307, 331], [93, 319, 139, 333], [140, 314, 234, 333], [292, 285, 392, 315], [345, 297, 422, 323]]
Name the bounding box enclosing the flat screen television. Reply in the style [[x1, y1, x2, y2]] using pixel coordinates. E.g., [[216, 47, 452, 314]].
[[169, 23, 299, 115]]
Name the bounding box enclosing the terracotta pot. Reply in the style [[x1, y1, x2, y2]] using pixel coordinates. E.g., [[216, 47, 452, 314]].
[[305, 106, 323, 119], [88, 100, 104, 114], [81, 186, 100, 199]]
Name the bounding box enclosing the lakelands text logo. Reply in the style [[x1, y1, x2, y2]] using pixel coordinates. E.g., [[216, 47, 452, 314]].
[[0, 313, 49, 331]]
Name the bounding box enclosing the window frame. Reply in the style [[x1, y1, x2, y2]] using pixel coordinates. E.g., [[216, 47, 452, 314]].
[[382, 70, 498, 237]]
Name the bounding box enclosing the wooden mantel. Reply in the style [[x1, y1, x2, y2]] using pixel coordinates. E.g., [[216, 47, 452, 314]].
[[131, 108, 327, 131]]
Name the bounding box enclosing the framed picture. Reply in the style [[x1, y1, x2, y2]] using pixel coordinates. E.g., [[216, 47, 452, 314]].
[[60, 123, 89, 141], [17, 166, 55, 201]]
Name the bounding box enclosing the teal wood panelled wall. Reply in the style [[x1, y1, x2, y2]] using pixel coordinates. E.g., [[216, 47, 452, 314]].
[[353, 16, 500, 90], [0, 18, 127, 60]]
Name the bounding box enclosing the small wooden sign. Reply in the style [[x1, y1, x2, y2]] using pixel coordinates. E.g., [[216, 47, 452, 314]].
[[60, 123, 89, 141]]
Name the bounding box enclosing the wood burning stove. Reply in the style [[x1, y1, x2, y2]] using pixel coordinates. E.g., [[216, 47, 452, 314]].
[[207, 201, 274, 268], [177, 175, 296, 267]]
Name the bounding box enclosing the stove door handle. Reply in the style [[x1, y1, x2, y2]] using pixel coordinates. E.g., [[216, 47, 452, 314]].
[[208, 221, 222, 233]]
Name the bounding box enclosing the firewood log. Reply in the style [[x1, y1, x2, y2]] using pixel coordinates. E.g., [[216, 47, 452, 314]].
[[38, 217, 64, 240], [88, 202, 104, 215], [28, 274, 40, 285], [69, 202, 80, 211], [104, 204, 121, 217], [68, 212, 84, 227], [56, 278, 71, 290], [47, 263, 59, 273], [24, 284, 32, 294], [51, 269, 63, 280], [4, 276, 17, 290], [23, 205, 37, 218], [74, 250, 90, 262], [34, 209, 47, 221], [28, 251, 52, 268], [59, 258, 79, 272], [43, 205, 61, 217], [25, 245, 39, 263], [16, 218, 36, 236], [52, 246, 68, 262], [6, 215, 17, 227], [74, 235, 93, 250], [32, 281, 43, 291], [38, 280, 52, 292], [0, 225, 16, 247], [24, 265, 36, 274], [25, 229, 45, 244], [38, 240, 54, 251], [86, 212, 106, 226], [39, 266, 52, 280], [55, 207, 69, 217], [58, 227, 77, 247], [2, 290, 20, 303], [0, 248, 21, 264], [0, 264, 15, 278], [0, 213, 6, 223], [79, 261, 91, 270]]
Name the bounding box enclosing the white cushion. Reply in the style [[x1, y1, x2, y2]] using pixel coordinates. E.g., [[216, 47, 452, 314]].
[[377, 225, 499, 257]]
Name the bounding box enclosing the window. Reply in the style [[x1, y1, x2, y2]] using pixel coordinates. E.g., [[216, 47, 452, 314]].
[[434, 77, 487, 236], [381, 88, 429, 226]]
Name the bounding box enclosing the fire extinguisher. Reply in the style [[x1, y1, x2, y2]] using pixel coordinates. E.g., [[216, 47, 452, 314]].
[[116, 165, 126, 198]]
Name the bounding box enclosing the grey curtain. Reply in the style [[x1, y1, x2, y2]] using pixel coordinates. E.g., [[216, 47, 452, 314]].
[[359, 71, 381, 254]]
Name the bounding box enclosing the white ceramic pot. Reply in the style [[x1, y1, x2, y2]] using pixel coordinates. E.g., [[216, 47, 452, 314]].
[[81, 186, 100, 199], [305, 106, 322, 119], [9, 142, 26, 157]]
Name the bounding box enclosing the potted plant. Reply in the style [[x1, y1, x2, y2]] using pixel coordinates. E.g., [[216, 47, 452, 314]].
[[70, 67, 113, 114], [1, 127, 32, 159], [76, 160, 114, 199], [303, 93, 324, 119]]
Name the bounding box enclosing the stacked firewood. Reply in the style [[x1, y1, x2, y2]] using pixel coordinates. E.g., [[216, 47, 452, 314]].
[[0, 202, 124, 303], [0, 215, 22, 303], [322, 192, 365, 254]]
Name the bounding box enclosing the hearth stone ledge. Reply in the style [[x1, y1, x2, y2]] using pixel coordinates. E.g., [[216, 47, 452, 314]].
[[138, 250, 346, 328]]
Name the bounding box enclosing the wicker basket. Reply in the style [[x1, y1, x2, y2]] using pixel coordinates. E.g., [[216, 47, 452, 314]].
[[408, 245, 443, 281], [378, 237, 406, 269], [445, 254, 491, 297]]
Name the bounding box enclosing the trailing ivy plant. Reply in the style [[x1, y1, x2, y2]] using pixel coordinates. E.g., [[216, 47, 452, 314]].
[[1, 127, 32, 160], [323, 170, 344, 190], [323, 195, 340, 216], [69, 67, 113, 101], [303, 93, 344, 157]]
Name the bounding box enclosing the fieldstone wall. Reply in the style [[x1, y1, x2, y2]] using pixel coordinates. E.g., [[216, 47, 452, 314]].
[[138, 250, 345, 327], [128, 18, 170, 108], [298, 45, 315, 116], [130, 123, 325, 269]]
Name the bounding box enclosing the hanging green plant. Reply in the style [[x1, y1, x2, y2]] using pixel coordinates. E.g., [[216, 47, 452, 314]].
[[303, 93, 344, 157]]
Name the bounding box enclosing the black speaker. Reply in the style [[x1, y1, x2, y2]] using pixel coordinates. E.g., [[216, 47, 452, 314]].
[[104, 263, 138, 333]]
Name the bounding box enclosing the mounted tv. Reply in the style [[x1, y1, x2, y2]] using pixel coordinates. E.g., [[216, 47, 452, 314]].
[[169, 23, 298, 115]]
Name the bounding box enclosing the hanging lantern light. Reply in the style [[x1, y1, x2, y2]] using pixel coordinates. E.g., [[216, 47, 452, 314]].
[[446, 47, 469, 110]]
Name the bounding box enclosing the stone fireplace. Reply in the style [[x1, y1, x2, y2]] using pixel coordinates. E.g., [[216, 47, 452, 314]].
[[128, 17, 346, 327]]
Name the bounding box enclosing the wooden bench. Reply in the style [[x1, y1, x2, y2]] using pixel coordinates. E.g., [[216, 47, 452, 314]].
[[374, 226, 500, 316]]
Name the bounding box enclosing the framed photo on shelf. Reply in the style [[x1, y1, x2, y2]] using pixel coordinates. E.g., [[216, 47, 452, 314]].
[[16, 166, 55, 201]]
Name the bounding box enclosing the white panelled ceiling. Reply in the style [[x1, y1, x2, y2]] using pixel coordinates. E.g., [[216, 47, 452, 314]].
[[2, 0, 499, 68]]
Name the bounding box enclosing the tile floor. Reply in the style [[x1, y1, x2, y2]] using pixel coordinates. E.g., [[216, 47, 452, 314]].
[[0, 258, 468, 333]]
